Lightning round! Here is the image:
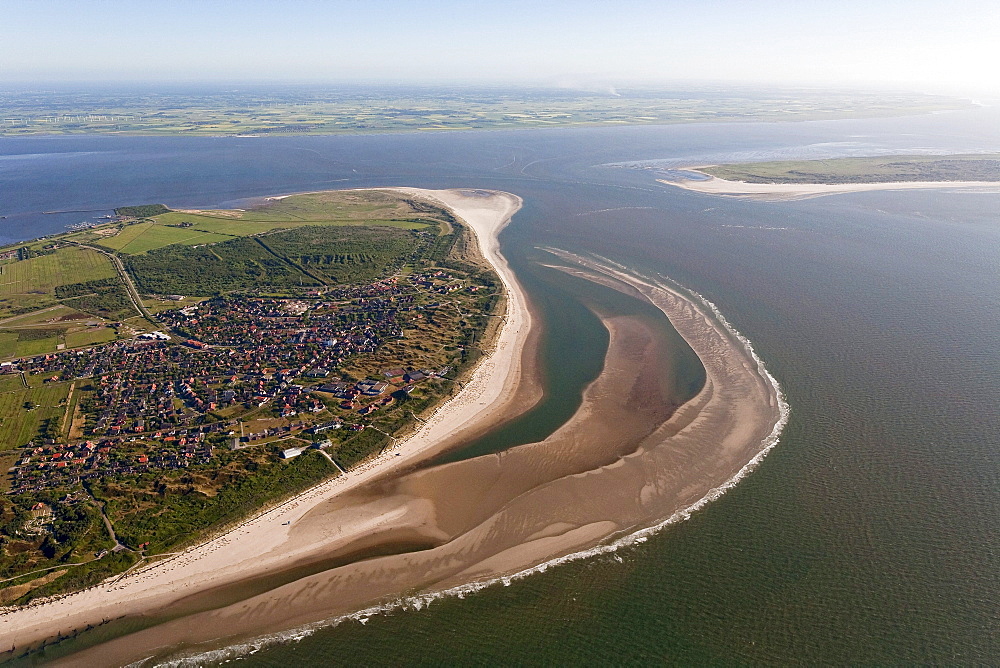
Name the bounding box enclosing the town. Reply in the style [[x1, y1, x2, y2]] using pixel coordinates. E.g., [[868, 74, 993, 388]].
[[4, 268, 492, 496]]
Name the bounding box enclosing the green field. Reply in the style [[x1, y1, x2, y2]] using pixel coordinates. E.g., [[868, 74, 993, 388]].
[[91, 222, 155, 251], [0, 247, 114, 295], [125, 224, 423, 295], [0, 374, 25, 394], [701, 153, 1000, 184], [96, 223, 235, 254], [0, 329, 64, 359], [0, 382, 71, 450], [11, 336, 61, 358], [0, 333, 19, 360], [64, 326, 117, 349], [92, 193, 434, 256], [0, 304, 120, 360], [0, 247, 117, 321], [0, 295, 55, 322]]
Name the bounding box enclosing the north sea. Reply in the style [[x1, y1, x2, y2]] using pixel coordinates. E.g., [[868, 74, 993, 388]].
[[3, 106, 999, 664]]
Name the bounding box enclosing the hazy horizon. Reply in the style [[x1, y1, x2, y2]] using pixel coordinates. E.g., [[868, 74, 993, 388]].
[[2, 0, 998, 96]]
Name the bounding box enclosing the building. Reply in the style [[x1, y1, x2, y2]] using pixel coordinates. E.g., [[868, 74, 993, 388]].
[[308, 420, 342, 434]]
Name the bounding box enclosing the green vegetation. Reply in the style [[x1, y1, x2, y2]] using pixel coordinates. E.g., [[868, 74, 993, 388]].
[[7, 330, 61, 358], [55, 277, 137, 320], [0, 256, 133, 359], [262, 225, 419, 283], [0, 375, 25, 394], [0, 85, 972, 136], [113, 204, 169, 218], [0, 491, 123, 605], [124, 235, 314, 295], [0, 382, 71, 448], [0, 331, 59, 360], [94, 191, 436, 257], [92, 221, 156, 251], [93, 449, 334, 552], [96, 222, 234, 254], [22, 550, 138, 602], [119, 193, 446, 295], [63, 327, 117, 349], [701, 153, 1000, 184], [0, 246, 116, 319]]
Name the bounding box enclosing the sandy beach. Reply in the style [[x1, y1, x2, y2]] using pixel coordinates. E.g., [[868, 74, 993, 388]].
[[2, 188, 786, 666], [658, 169, 1000, 201], [0, 188, 530, 659]]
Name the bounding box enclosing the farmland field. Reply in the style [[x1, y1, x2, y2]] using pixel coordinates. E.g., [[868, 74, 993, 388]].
[[0, 374, 25, 394], [0, 85, 971, 137], [92, 222, 155, 251], [96, 223, 235, 254], [12, 335, 62, 358], [0, 333, 19, 359], [0, 247, 115, 295], [0, 305, 121, 360], [0, 332, 63, 360]]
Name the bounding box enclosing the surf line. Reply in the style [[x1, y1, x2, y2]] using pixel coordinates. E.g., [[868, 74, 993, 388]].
[[155, 252, 790, 668]]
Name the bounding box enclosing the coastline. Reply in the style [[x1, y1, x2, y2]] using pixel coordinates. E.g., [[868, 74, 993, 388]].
[[38, 246, 784, 665], [0, 188, 531, 658], [658, 168, 1000, 201]]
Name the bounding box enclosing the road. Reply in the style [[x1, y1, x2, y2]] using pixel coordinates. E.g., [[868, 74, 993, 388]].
[[64, 241, 155, 322]]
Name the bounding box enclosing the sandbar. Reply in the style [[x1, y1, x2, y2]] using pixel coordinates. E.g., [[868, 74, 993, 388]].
[[659, 168, 1000, 201]]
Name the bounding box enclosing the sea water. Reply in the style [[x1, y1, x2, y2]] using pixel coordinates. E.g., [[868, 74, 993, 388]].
[[3, 106, 999, 664]]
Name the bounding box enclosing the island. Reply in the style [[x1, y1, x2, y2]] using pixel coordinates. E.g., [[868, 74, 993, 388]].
[[1, 188, 785, 665], [658, 154, 1000, 200], [0, 189, 512, 604]]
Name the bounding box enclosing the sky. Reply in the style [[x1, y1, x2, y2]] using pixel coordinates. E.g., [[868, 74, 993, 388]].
[[1, 0, 998, 94]]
